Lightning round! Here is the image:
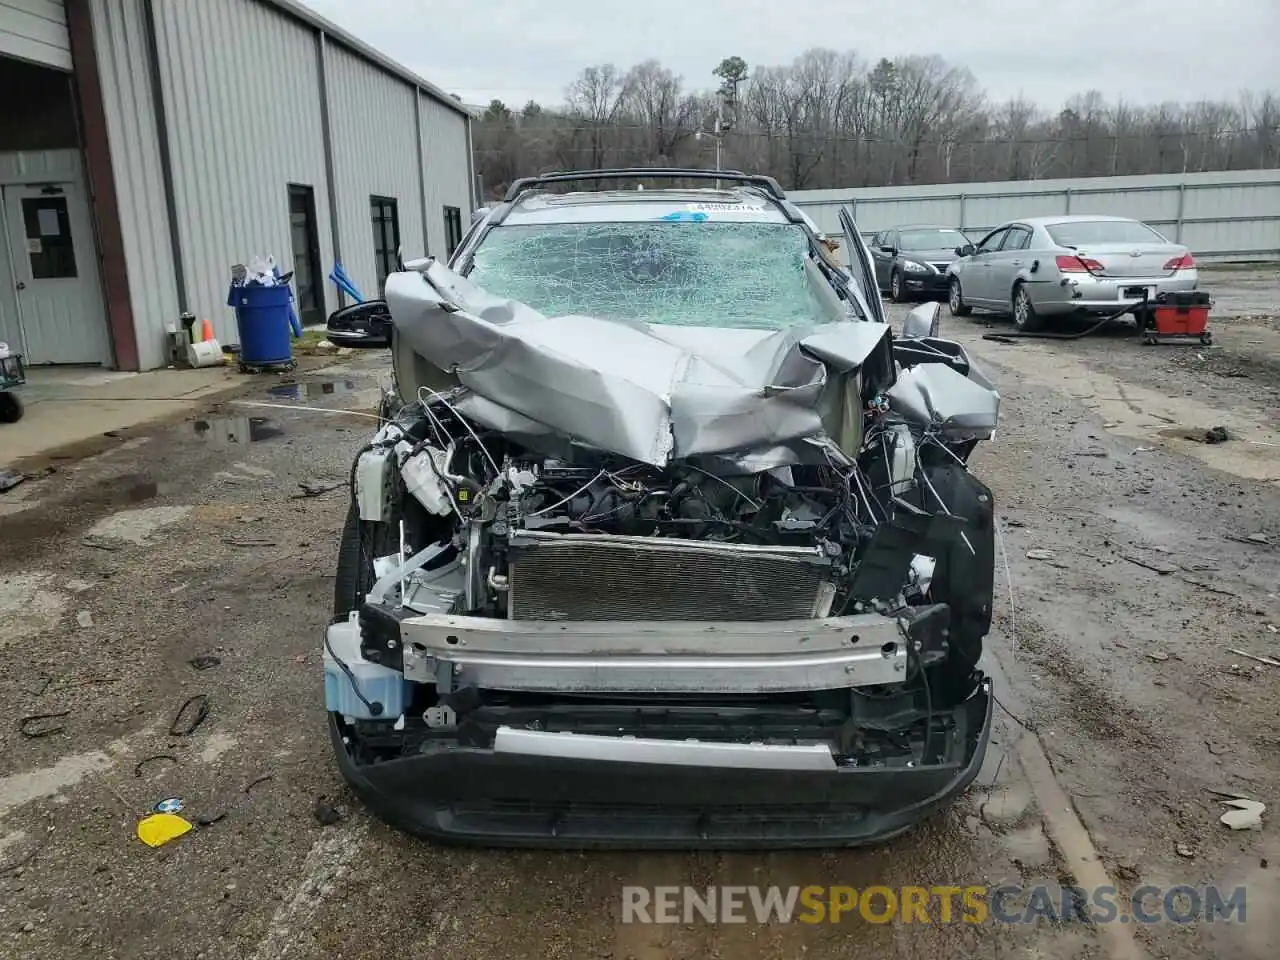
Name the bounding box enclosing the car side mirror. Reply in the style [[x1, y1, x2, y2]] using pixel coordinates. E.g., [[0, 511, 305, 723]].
[[956, 244, 975, 257], [902, 302, 942, 339], [880, 245, 896, 255]]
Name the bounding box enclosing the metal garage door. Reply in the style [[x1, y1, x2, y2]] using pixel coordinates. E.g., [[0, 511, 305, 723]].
[[0, 0, 71, 71]]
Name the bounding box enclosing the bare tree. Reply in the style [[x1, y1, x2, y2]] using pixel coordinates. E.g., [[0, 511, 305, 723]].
[[564, 65, 627, 169], [472, 50, 1280, 198], [621, 60, 696, 164]]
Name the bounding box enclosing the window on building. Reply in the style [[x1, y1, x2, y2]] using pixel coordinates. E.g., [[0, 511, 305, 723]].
[[21, 196, 77, 279], [370, 196, 400, 292], [443, 205, 463, 258]]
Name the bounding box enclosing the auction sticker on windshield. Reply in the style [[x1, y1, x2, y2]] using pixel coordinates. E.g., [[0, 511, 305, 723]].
[[687, 202, 766, 212]]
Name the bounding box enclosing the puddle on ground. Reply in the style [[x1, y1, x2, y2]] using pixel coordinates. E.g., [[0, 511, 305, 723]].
[[266, 380, 359, 401], [190, 416, 283, 444]]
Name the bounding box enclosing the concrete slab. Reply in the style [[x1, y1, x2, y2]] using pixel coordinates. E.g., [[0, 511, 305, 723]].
[[1, 365, 243, 466]]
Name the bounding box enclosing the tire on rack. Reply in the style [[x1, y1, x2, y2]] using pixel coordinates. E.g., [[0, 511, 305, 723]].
[[0, 391, 22, 423], [1012, 282, 1043, 332], [948, 277, 972, 317]]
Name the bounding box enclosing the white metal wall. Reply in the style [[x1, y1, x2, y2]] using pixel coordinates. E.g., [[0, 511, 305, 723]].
[[151, 0, 332, 347], [0, 0, 71, 69], [325, 40, 422, 300], [791, 168, 1280, 259], [88, 0, 177, 372], [419, 91, 473, 258]]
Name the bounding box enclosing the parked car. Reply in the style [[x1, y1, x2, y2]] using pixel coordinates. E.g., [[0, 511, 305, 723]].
[[870, 225, 971, 302], [946, 215, 1198, 331], [325, 168, 999, 848]]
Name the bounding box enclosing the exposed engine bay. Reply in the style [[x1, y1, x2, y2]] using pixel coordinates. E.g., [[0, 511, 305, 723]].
[[354, 383, 991, 631], [326, 253, 1002, 839]]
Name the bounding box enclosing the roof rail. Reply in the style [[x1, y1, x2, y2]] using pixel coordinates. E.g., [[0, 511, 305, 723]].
[[502, 168, 787, 203]]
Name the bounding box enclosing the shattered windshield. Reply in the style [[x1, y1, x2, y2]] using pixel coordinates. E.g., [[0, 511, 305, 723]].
[[465, 221, 833, 329]]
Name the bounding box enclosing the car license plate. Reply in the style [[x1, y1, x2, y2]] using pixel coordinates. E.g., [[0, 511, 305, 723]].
[[1121, 285, 1154, 300]]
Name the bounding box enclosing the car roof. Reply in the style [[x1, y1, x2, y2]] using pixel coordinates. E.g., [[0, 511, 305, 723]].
[[500, 186, 794, 225], [886, 224, 965, 231]]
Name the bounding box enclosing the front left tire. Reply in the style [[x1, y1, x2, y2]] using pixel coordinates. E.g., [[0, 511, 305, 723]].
[[889, 269, 907, 303]]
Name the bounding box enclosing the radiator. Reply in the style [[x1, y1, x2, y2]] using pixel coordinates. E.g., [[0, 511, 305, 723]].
[[507, 531, 834, 622]]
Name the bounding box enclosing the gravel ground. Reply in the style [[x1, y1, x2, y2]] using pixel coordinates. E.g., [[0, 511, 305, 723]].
[[0, 267, 1276, 959]]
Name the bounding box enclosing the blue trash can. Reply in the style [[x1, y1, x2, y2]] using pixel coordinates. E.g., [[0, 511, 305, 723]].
[[227, 283, 294, 367]]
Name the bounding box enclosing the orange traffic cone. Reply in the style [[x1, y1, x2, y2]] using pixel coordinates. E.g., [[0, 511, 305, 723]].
[[201, 319, 215, 342]]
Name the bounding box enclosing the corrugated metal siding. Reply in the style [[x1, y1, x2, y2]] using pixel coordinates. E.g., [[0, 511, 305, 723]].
[[325, 41, 422, 298], [791, 168, 1280, 258], [419, 92, 472, 257], [89, 0, 474, 367], [0, 0, 71, 70], [151, 0, 331, 345], [88, 0, 177, 372]]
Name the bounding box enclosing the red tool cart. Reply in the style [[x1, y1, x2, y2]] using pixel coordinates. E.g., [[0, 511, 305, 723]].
[[1138, 291, 1213, 346]]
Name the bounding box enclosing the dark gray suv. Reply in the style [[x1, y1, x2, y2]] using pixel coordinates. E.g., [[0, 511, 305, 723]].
[[871, 225, 971, 302]]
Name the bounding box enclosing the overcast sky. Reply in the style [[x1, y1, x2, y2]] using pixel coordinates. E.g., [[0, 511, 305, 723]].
[[300, 0, 1279, 111]]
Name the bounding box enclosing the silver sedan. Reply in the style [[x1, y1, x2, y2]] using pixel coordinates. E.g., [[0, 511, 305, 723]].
[[945, 215, 1198, 331]]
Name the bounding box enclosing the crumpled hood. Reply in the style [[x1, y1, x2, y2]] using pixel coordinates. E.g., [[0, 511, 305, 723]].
[[385, 261, 897, 468]]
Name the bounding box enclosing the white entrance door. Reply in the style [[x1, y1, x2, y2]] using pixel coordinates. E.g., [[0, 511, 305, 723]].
[[2, 182, 111, 364]]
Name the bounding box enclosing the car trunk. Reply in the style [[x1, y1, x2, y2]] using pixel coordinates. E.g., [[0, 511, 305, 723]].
[[1073, 243, 1183, 278]]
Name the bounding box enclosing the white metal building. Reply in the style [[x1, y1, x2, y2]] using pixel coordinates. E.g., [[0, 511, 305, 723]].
[[0, 0, 476, 371]]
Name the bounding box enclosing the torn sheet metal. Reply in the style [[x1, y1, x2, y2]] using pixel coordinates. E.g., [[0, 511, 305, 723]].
[[385, 262, 897, 467], [886, 361, 1000, 439]]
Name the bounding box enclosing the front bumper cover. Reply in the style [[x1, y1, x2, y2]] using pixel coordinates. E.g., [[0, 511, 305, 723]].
[[330, 677, 993, 849], [903, 272, 950, 294]]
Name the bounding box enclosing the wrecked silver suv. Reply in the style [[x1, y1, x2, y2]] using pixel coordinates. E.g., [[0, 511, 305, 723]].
[[325, 169, 999, 847]]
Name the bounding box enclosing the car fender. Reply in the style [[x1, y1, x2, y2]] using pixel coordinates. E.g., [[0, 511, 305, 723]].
[[1016, 266, 1058, 304]]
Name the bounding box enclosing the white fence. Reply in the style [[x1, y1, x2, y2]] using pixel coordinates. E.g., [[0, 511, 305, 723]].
[[790, 168, 1280, 259]]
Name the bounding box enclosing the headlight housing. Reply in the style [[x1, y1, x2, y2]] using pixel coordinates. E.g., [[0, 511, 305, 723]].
[[902, 259, 928, 273]]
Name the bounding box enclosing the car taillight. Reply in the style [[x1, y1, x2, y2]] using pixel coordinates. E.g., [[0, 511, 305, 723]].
[[1163, 253, 1195, 270], [1055, 255, 1105, 274]]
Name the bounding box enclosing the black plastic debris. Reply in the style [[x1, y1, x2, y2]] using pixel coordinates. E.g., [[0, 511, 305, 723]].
[[313, 796, 343, 826], [244, 774, 273, 795], [18, 711, 70, 738], [293, 479, 344, 499], [169, 695, 209, 736]]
